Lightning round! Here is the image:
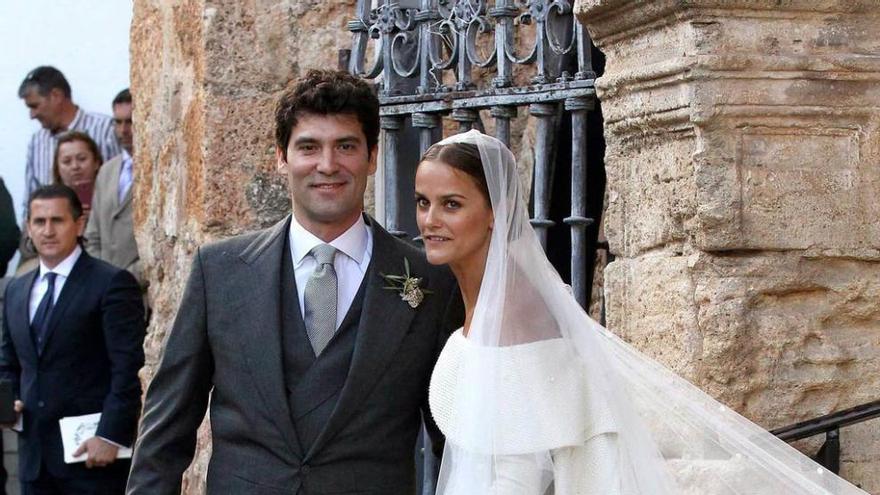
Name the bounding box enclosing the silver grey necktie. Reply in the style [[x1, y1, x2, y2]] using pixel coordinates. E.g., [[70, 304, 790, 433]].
[[304, 244, 337, 356]]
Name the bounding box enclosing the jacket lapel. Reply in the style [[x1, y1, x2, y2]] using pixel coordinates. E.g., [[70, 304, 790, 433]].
[[38, 252, 92, 357], [113, 187, 133, 217], [305, 219, 418, 458], [9, 270, 39, 362], [234, 215, 303, 458]]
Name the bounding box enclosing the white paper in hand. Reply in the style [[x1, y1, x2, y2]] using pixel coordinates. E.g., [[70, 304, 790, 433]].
[[59, 413, 132, 464]]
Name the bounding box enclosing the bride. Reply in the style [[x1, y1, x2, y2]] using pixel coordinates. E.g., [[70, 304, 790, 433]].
[[415, 130, 867, 494]]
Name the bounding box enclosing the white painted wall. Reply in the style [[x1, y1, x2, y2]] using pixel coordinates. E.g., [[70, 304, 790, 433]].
[[0, 1, 132, 276]]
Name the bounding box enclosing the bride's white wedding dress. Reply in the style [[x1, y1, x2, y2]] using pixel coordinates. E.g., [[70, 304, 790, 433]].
[[430, 329, 620, 494], [425, 130, 867, 495]]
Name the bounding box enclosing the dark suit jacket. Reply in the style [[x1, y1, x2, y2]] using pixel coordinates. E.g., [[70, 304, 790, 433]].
[[127, 215, 462, 494], [0, 251, 145, 482], [0, 178, 19, 276]]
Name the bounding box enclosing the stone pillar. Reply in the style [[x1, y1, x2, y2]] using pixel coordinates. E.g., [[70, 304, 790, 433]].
[[131, 1, 358, 492], [575, 0, 880, 490]]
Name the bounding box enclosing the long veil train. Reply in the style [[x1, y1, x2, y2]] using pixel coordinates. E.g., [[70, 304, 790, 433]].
[[431, 130, 867, 495]]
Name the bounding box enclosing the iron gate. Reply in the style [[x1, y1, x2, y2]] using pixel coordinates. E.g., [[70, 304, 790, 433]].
[[347, 0, 606, 311], [345, 3, 605, 488]]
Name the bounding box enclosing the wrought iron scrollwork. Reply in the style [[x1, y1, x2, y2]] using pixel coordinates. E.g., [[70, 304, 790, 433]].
[[347, 0, 601, 310], [349, 0, 594, 95]]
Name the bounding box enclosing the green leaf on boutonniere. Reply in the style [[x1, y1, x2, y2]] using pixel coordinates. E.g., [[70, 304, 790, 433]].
[[380, 257, 433, 308]]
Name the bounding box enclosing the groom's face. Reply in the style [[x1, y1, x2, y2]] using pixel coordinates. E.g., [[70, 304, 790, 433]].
[[277, 112, 377, 237]]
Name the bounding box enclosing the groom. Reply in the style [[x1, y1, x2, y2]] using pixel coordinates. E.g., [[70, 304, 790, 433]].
[[126, 70, 462, 494]]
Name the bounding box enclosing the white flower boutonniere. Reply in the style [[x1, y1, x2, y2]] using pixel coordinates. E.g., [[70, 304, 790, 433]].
[[380, 258, 433, 309]]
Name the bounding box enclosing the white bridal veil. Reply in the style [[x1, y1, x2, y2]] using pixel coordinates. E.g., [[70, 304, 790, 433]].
[[431, 130, 867, 495]]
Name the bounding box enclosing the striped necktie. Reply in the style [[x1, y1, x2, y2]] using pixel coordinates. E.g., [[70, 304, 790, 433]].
[[303, 244, 337, 356]]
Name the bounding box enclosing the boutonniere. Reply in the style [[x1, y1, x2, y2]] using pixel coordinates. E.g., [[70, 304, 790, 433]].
[[380, 258, 433, 309]]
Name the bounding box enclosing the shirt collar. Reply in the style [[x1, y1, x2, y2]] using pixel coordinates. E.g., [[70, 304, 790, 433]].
[[122, 148, 132, 165], [288, 213, 369, 268], [55, 107, 84, 136], [39, 244, 83, 279]]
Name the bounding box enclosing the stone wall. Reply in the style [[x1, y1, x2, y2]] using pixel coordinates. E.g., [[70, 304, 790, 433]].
[[576, 0, 880, 490], [131, 0, 357, 491]]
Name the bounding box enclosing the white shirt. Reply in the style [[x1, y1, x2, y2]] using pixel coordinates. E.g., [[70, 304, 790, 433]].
[[288, 214, 373, 329], [117, 149, 133, 204], [29, 245, 83, 322]]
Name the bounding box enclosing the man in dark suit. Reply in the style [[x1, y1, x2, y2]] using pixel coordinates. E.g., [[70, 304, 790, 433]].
[[126, 70, 462, 494], [0, 185, 145, 494]]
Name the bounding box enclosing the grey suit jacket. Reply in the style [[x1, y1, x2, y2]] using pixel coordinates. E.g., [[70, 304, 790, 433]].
[[126, 215, 462, 495], [85, 154, 143, 287]]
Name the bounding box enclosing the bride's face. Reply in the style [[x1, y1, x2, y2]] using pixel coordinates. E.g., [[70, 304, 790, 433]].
[[415, 160, 494, 268]]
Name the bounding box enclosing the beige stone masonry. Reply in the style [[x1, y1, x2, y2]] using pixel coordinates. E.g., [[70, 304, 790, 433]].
[[576, 0, 880, 490]]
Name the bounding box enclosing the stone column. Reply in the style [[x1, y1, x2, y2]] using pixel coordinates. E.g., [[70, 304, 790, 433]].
[[575, 0, 880, 490], [131, 1, 358, 492]]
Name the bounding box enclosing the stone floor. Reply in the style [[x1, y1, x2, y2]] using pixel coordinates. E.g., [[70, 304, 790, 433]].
[[3, 429, 19, 495]]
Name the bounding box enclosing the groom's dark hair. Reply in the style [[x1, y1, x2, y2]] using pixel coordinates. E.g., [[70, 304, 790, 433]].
[[275, 69, 380, 159]]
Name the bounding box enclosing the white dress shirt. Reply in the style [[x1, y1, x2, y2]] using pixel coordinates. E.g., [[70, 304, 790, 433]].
[[117, 149, 133, 204], [288, 214, 373, 329], [29, 245, 83, 322]]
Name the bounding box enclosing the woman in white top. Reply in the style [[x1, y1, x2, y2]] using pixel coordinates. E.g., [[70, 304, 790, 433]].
[[415, 130, 867, 495]]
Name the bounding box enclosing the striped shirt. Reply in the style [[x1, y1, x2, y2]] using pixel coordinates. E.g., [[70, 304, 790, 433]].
[[23, 107, 120, 208]]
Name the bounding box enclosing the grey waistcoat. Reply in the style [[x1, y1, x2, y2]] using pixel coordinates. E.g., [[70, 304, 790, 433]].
[[280, 237, 368, 453]]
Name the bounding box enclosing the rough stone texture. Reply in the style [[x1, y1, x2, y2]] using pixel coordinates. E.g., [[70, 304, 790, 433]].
[[576, 0, 880, 491], [131, 1, 358, 492]]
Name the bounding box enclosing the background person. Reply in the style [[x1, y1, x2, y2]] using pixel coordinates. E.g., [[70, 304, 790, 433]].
[[0, 178, 18, 493], [0, 180, 18, 277], [18, 66, 119, 205], [0, 185, 145, 495], [52, 131, 103, 199], [85, 89, 144, 290], [17, 132, 104, 277]]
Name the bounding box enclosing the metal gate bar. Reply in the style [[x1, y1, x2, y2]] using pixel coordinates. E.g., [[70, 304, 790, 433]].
[[349, 0, 599, 305]]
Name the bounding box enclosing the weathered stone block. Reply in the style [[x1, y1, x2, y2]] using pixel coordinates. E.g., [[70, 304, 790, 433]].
[[604, 132, 698, 258], [604, 256, 702, 381], [738, 127, 866, 249], [578, 0, 880, 489]]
